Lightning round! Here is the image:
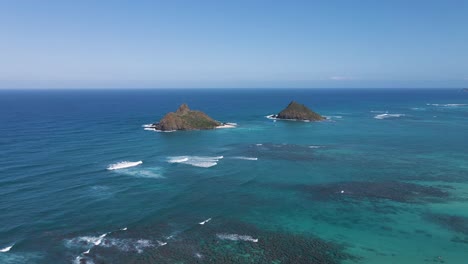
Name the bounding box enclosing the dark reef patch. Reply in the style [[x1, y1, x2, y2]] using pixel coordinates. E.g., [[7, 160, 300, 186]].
[[424, 213, 468, 235], [86, 219, 359, 264], [295, 181, 450, 203]]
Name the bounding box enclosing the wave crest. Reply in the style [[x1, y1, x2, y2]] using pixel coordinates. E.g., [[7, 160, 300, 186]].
[[167, 156, 223, 168], [217, 233, 258, 243], [107, 161, 142, 170], [374, 113, 405, 120], [0, 244, 14, 253]]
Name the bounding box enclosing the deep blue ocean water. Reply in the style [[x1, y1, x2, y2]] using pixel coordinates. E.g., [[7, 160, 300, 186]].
[[0, 89, 467, 263]]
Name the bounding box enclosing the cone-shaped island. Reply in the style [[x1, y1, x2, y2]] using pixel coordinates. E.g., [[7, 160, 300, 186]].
[[149, 104, 225, 131], [270, 101, 325, 121]]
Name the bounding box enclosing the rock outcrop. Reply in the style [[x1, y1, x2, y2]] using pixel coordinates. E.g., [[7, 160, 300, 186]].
[[151, 104, 222, 131], [272, 101, 324, 121]]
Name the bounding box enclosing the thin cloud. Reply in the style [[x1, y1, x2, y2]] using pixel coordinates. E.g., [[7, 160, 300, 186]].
[[329, 76, 353, 81]]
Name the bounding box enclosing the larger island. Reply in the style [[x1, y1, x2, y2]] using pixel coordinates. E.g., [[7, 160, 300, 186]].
[[148, 104, 226, 131]]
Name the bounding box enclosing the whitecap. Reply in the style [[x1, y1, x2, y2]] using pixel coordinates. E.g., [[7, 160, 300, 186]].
[[426, 103, 467, 107], [156, 241, 167, 247], [100, 238, 154, 253], [67, 235, 155, 255], [374, 113, 405, 120], [168, 157, 189, 163], [199, 218, 212, 225], [324, 115, 343, 119], [65, 233, 108, 249], [308, 145, 322, 149], [0, 244, 14, 253], [232, 156, 258, 161], [255, 143, 263, 146], [167, 156, 223, 168], [121, 227, 128, 231], [107, 161, 143, 170], [217, 233, 258, 243]]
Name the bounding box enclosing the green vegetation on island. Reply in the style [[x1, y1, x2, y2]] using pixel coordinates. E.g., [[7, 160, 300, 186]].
[[151, 104, 222, 131], [273, 101, 325, 121]]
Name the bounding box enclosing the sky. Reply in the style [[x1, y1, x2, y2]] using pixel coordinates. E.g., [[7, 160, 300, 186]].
[[0, 0, 467, 89]]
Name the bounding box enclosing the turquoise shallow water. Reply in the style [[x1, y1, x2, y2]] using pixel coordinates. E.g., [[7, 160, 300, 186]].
[[0, 89, 467, 263]]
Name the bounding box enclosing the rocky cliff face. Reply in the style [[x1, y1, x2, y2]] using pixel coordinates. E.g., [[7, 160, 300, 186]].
[[275, 101, 324, 121], [152, 104, 222, 131]]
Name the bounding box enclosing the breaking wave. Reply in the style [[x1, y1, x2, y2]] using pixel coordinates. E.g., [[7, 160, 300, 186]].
[[232, 156, 258, 161], [199, 218, 212, 225], [217, 233, 258, 243], [426, 103, 467, 107], [67, 228, 157, 263], [167, 156, 223, 168], [142, 124, 176, 132], [107, 161, 143, 170], [324, 115, 343, 119], [0, 244, 14, 253], [216, 123, 238, 129], [374, 113, 405, 120]]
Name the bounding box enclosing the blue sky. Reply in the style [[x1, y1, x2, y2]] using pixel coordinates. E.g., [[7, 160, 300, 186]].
[[0, 0, 467, 88]]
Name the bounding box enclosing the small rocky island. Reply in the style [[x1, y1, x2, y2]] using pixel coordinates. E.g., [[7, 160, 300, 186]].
[[148, 104, 228, 131], [269, 101, 325, 121]]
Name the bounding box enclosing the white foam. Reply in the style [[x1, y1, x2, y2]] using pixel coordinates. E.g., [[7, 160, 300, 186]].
[[99, 238, 154, 253], [216, 123, 238, 129], [309, 145, 322, 149], [324, 115, 343, 119], [427, 103, 467, 107], [168, 157, 190, 163], [0, 244, 13, 253], [154, 129, 176, 133], [232, 156, 258, 161], [199, 218, 212, 225], [217, 233, 258, 243], [121, 227, 128, 231], [142, 124, 176, 132], [65, 233, 108, 249], [256, 143, 263, 146], [374, 113, 405, 120], [167, 156, 223, 168], [119, 168, 164, 179], [157, 241, 167, 247], [107, 161, 143, 170]]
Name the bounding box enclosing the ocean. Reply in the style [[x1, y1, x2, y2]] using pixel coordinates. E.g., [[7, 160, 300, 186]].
[[0, 88, 467, 263]]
